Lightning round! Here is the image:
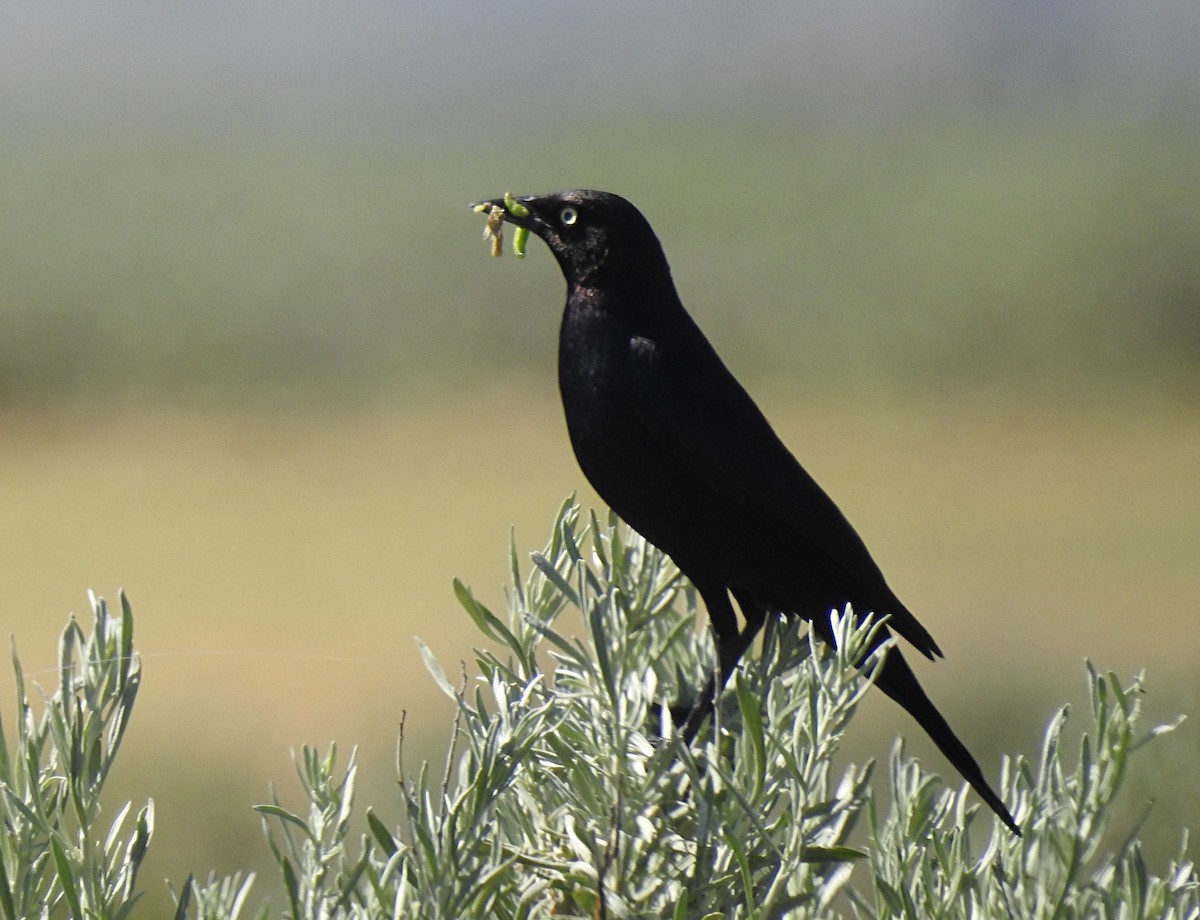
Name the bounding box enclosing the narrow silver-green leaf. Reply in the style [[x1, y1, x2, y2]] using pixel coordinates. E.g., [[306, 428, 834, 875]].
[[414, 638, 459, 701]]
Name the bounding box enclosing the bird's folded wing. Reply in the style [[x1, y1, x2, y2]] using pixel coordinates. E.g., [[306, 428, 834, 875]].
[[627, 333, 940, 658]]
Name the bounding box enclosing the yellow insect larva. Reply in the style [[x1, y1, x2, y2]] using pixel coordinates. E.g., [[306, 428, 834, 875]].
[[483, 204, 505, 257]]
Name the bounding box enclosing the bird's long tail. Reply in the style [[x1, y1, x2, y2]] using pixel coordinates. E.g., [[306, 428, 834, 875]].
[[873, 646, 1021, 836]]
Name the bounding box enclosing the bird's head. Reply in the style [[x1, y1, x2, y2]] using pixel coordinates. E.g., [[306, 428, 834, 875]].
[[470, 189, 670, 290]]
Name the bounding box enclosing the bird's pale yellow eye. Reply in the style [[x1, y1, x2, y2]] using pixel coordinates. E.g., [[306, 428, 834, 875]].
[[559, 207, 578, 226]]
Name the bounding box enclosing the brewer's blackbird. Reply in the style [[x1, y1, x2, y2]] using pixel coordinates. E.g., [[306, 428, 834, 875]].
[[472, 188, 1020, 835]]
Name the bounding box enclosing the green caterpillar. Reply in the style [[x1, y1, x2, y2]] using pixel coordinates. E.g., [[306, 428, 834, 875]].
[[503, 192, 529, 216], [504, 194, 530, 258]]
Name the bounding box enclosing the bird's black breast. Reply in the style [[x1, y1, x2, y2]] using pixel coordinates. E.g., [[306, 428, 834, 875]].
[[556, 293, 654, 499], [556, 289, 741, 577]]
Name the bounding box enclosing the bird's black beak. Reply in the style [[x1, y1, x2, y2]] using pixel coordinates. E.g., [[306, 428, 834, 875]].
[[470, 194, 538, 229]]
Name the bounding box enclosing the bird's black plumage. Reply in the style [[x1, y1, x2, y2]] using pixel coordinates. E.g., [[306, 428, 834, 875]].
[[474, 188, 1020, 836]]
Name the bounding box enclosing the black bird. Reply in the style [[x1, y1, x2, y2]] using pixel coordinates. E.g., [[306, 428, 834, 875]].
[[473, 189, 1020, 836]]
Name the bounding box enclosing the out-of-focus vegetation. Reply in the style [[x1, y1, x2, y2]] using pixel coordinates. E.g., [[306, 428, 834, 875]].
[[2, 111, 1198, 406]]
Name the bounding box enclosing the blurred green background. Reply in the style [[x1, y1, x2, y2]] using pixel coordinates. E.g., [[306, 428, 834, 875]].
[[2, 2, 1198, 912]]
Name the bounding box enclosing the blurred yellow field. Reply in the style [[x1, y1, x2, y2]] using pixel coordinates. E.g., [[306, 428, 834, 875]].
[[2, 374, 1196, 910]]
